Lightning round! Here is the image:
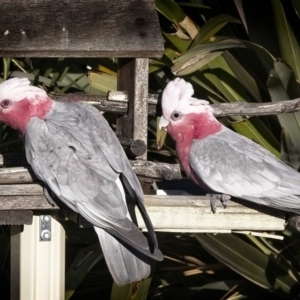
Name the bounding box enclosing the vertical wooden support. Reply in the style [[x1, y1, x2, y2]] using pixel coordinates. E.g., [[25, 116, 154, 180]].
[[11, 215, 65, 300], [116, 58, 149, 160]]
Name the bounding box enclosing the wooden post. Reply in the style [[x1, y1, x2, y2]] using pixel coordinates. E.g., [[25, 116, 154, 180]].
[[116, 58, 149, 160], [10, 214, 65, 300]]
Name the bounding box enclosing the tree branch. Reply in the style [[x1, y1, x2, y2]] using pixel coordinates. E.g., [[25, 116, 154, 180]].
[[51, 92, 300, 117]]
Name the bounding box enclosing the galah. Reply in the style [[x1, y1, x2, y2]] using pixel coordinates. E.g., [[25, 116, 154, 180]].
[[158, 77, 300, 213], [0, 77, 163, 286]]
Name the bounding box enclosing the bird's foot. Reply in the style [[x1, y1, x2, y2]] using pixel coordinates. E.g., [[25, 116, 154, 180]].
[[43, 186, 56, 207], [208, 193, 231, 213]]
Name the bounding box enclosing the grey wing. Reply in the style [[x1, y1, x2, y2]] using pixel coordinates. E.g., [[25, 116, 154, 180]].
[[75, 102, 159, 247], [189, 126, 300, 212], [25, 102, 162, 260]]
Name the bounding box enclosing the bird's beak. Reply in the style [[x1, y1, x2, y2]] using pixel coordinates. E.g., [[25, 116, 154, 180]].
[[157, 116, 169, 150]]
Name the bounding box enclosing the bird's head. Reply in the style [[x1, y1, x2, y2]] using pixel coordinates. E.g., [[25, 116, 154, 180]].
[[157, 78, 216, 148], [0, 77, 52, 135]]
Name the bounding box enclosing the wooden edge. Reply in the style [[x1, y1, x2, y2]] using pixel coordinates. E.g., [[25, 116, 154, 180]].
[[0, 192, 286, 231]]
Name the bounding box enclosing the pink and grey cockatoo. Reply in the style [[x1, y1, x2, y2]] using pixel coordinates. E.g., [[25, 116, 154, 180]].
[[158, 77, 300, 213], [0, 77, 163, 286]]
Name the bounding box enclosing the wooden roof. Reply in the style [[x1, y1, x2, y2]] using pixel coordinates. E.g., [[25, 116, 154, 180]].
[[0, 0, 164, 57]]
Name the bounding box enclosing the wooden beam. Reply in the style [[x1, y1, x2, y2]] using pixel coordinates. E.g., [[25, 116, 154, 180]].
[[0, 161, 182, 182], [0, 0, 163, 57], [0, 189, 286, 231]]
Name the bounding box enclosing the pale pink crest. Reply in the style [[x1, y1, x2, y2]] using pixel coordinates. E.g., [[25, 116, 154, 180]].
[[0, 77, 47, 104], [161, 78, 213, 121]]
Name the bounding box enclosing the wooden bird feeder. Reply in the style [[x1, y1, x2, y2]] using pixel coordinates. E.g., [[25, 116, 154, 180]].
[[0, 1, 289, 299]]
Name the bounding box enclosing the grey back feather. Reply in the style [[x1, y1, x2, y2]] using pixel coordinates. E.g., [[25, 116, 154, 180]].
[[25, 101, 162, 285], [189, 126, 300, 213]]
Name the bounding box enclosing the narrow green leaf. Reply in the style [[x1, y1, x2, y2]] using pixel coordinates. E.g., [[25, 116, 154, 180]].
[[271, 0, 300, 81], [231, 118, 280, 157], [164, 33, 192, 53], [3, 58, 11, 81], [194, 15, 242, 45], [88, 71, 117, 95], [200, 54, 249, 102], [267, 60, 300, 153], [173, 38, 245, 65], [195, 233, 299, 293], [223, 52, 263, 102], [281, 128, 300, 170], [155, 0, 185, 22], [65, 244, 104, 300], [291, 0, 300, 17], [177, 2, 210, 9], [172, 51, 223, 75], [242, 41, 275, 67], [110, 279, 152, 300]]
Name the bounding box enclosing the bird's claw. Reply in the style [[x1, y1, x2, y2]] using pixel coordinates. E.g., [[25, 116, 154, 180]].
[[43, 186, 56, 207], [208, 193, 231, 213]]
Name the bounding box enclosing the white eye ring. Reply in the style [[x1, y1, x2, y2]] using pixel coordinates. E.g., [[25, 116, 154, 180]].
[[1, 99, 11, 108], [171, 111, 182, 121]]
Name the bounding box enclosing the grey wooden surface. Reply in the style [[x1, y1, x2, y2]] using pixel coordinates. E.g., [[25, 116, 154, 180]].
[[0, 161, 182, 183], [0, 184, 286, 231], [0, 0, 163, 57], [116, 58, 149, 160]]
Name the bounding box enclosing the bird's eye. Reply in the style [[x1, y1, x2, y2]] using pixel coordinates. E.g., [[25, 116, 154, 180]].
[[1, 99, 11, 108], [171, 111, 182, 121]]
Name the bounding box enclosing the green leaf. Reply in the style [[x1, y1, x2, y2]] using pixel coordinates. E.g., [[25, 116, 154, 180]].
[[271, 0, 300, 81], [200, 54, 249, 102], [155, 0, 185, 22], [110, 279, 152, 300], [172, 51, 223, 75], [88, 71, 117, 95], [177, 2, 210, 9], [281, 128, 300, 170], [164, 33, 192, 53], [267, 60, 300, 153], [231, 118, 280, 157], [173, 38, 245, 65], [2, 58, 11, 80], [222, 51, 263, 102], [242, 40, 275, 67], [194, 15, 242, 45], [65, 244, 104, 300], [195, 233, 299, 293]]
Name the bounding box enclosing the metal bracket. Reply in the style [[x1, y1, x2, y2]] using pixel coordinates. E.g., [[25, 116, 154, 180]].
[[40, 215, 51, 241]]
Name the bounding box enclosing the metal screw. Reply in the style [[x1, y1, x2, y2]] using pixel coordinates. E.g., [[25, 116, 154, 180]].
[[41, 230, 51, 240], [41, 215, 51, 222]]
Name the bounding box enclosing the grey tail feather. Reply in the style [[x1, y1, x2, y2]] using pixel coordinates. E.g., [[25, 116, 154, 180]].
[[121, 174, 159, 247], [94, 226, 151, 286]]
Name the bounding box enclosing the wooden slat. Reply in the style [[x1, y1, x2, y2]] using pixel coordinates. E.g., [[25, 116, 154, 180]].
[[136, 196, 285, 232], [0, 195, 58, 210], [0, 190, 286, 231], [0, 0, 163, 57], [0, 210, 33, 225], [0, 161, 182, 182]]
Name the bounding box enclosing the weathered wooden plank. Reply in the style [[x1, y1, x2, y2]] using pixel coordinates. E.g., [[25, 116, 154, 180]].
[[0, 0, 163, 57], [0, 210, 33, 225], [0, 167, 38, 183], [136, 196, 285, 232], [0, 192, 286, 231], [0, 184, 43, 195], [0, 195, 58, 210], [0, 162, 182, 182]]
